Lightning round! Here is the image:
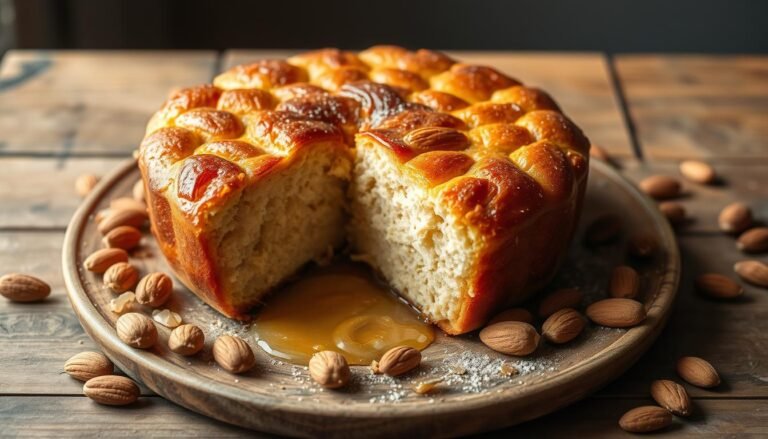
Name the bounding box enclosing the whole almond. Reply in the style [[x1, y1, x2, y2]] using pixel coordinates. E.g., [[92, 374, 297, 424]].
[[585, 298, 646, 328], [650, 379, 692, 416], [639, 175, 682, 200], [83, 375, 139, 406], [488, 308, 535, 325], [116, 312, 157, 349], [102, 225, 142, 250], [619, 406, 673, 433], [628, 234, 657, 258], [103, 262, 138, 293], [110, 197, 147, 212], [695, 273, 743, 299], [133, 180, 146, 202], [718, 202, 753, 234], [737, 227, 768, 253], [734, 260, 768, 287], [213, 335, 255, 374], [403, 127, 470, 151], [0, 273, 51, 302], [538, 287, 583, 318], [378, 346, 422, 376], [97, 208, 148, 235], [168, 324, 205, 356], [658, 201, 686, 226], [583, 214, 622, 246], [64, 351, 114, 382], [679, 160, 716, 184], [75, 174, 100, 197], [135, 272, 173, 307], [542, 308, 585, 344], [676, 356, 720, 388], [83, 248, 129, 273], [309, 351, 351, 389], [610, 265, 640, 299], [479, 321, 540, 356]]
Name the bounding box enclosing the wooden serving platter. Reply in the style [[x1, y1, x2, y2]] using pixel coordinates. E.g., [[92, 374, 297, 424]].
[[63, 159, 679, 438]]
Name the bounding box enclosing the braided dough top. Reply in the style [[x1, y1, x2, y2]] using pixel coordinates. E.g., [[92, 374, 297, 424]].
[[140, 46, 589, 235]]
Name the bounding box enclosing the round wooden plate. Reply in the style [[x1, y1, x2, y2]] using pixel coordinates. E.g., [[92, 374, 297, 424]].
[[63, 159, 679, 438]]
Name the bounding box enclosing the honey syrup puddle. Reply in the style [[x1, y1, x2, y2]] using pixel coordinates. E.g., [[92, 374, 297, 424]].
[[250, 263, 434, 365]]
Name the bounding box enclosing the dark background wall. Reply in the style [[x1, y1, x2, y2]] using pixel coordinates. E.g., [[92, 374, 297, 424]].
[[13, 0, 768, 53]]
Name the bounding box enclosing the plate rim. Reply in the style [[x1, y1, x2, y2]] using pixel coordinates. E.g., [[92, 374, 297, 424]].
[[62, 158, 680, 433]]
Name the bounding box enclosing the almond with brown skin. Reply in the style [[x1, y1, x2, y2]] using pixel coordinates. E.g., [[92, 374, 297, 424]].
[[64, 351, 114, 382], [542, 308, 585, 344], [102, 225, 142, 250], [75, 174, 100, 197], [676, 356, 720, 388], [619, 406, 673, 433], [378, 346, 422, 376], [83, 375, 139, 406], [679, 160, 716, 184], [718, 202, 752, 234], [132, 180, 145, 202], [650, 379, 692, 416], [83, 248, 129, 273], [695, 273, 743, 299], [0, 273, 51, 302], [116, 312, 157, 349], [639, 175, 682, 200], [135, 272, 173, 307], [403, 127, 470, 152], [585, 298, 646, 328], [110, 197, 147, 212], [97, 208, 147, 235], [309, 351, 351, 389], [103, 262, 138, 293], [168, 324, 205, 356], [488, 308, 535, 325], [479, 321, 540, 356], [538, 287, 583, 318], [737, 227, 768, 253], [658, 201, 686, 226], [213, 335, 255, 374], [628, 234, 657, 258], [583, 214, 622, 246], [610, 265, 640, 299], [734, 260, 768, 287]]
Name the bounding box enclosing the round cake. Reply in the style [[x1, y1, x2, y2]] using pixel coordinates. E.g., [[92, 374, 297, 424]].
[[137, 46, 590, 335]]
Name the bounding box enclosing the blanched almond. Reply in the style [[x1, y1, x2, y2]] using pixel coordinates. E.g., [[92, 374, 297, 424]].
[[676, 356, 720, 388], [585, 298, 646, 328], [679, 160, 716, 184], [695, 273, 743, 299], [609, 265, 640, 299]]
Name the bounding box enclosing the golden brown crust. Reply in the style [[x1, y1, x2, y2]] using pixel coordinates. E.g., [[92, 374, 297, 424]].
[[139, 45, 590, 333]]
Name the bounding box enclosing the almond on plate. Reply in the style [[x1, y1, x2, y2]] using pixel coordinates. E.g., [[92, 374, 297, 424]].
[[377, 346, 422, 376], [309, 351, 351, 389], [83, 248, 129, 273], [116, 312, 158, 349], [102, 225, 142, 250], [542, 308, 585, 344], [213, 335, 256, 374], [585, 298, 646, 328], [609, 265, 640, 299], [538, 287, 583, 318], [168, 324, 205, 356], [479, 321, 540, 356], [103, 262, 139, 293], [135, 272, 173, 307]]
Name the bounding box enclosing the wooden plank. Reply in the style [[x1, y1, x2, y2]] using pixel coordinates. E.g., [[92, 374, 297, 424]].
[[0, 396, 765, 437], [222, 50, 635, 158], [0, 231, 152, 396], [599, 233, 768, 398], [0, 50, 218, 155], [616, 55, 768, 160], [0, 157, 127, 229], [618, 161, 768, 234]]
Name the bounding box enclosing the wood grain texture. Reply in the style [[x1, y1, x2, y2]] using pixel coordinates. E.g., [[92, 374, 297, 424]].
[[0, 51, 218, 155], [1, 396, 766, 437], [616, 55, 768, 160], [0, 157, 124, 229], [222, 50, 635, 158]]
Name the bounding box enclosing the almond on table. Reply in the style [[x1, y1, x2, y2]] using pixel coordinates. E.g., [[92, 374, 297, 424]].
[[0, 273, 51, 302]]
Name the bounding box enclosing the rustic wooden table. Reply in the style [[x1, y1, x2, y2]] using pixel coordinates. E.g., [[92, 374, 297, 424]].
[[0, 50, 766, 437]]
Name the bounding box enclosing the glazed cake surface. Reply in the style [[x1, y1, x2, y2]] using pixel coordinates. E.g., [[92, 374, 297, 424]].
[[138, 46, 590, 334]]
